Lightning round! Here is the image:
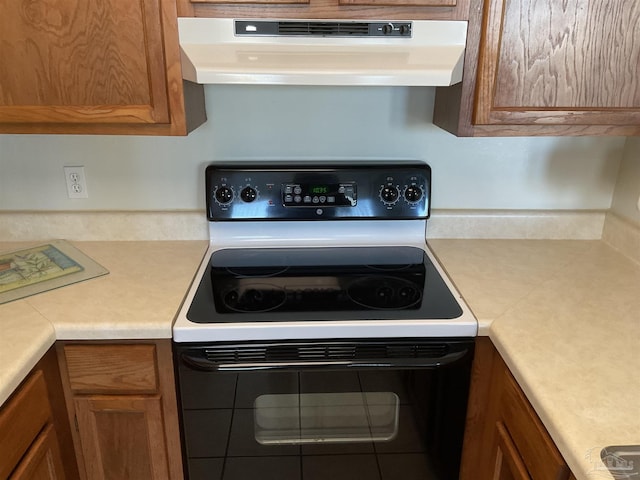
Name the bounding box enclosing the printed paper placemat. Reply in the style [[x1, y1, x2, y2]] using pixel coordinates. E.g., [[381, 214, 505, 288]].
[[0, 240, 108, 304]]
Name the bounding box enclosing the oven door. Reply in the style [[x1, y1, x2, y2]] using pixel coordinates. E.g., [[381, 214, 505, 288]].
[[175, 339, 474, 480]]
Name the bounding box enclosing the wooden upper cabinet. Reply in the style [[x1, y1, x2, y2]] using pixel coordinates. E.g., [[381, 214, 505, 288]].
[[179, 0, 469, 21], [474, 0, 640, 126], [0, 0, 205, 135], [338, 0, 457, 7], [433, 0, 640, 136]]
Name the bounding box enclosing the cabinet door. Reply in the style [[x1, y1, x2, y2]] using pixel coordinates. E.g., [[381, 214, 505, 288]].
[[0, 0, 169, 126], [338, 0, 455, 6], [0, 371, 52, 480], [74, 396, 170, 480], [493, 422, 531, 480], [10, 424, 66, 480], [474, 0, 640, 126]]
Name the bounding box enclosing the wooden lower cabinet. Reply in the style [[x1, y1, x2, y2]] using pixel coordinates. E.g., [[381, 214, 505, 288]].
[[9, 424, 66, 480], [74, 396, 170, 480], [0, 348, 78, 480], [493, 421, 532, 480], [460, 337, 572, 480], [56, 340, 183, 480]]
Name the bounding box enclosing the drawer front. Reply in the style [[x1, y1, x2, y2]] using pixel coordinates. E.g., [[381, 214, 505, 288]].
[[500, 372, 569, 480], [64, 344, 158, 394], [0, 370, 52, 479]]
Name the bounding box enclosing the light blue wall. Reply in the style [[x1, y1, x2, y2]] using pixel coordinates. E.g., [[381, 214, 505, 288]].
[[0, 86, 626, 211], [611, 137, 640, 225]]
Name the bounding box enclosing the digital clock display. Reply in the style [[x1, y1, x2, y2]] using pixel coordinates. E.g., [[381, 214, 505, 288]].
[[310, 186, 329, 194]]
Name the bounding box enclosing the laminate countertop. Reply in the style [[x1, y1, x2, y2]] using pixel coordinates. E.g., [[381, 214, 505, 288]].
[[429, 239, 639, 480], [0, 241, 208, 406], [1, 239, 638, 480]]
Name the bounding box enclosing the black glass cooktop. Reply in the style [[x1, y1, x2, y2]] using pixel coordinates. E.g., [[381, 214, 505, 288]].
[[187, 246, 463, 323]]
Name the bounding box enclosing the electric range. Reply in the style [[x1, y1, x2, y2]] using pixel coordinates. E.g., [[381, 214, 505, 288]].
[[173, 163, 476, 342]]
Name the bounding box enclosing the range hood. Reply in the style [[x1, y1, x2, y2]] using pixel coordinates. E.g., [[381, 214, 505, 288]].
[[177, 18, 468, 86]]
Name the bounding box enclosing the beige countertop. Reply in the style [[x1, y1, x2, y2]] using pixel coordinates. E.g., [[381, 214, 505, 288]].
[[0, 240, 208, 406], [430, 239, 640, 480], [1, 238, 638, 480]]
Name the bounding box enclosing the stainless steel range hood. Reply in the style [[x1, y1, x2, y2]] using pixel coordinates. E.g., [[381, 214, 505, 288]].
[[177, 19, 467, 86]]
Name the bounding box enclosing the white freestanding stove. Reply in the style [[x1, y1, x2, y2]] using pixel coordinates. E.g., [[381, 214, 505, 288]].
[[172, 163, 478, 480]]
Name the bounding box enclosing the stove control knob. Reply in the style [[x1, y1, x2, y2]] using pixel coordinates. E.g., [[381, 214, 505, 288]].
[[404, 185, 423, 203], [380, 185, 400, 205], [214, 186, 234, 205], [240, 186, 258, 203]]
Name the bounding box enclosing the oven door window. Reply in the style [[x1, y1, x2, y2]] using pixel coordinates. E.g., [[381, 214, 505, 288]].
[[254, 392, 399, 445]]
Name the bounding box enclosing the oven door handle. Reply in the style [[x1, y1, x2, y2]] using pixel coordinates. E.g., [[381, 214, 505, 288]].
[[180, 350, 468, 372]]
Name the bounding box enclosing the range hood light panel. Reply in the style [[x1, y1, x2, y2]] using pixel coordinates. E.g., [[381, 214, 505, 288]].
[[178, 18, 468, 87]]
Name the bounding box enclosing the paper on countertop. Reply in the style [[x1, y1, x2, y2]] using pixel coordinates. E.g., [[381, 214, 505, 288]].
[[0, 240, 108, 304]]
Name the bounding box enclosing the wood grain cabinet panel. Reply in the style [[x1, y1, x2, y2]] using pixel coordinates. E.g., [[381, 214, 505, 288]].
[[499, 373, 569, 480], [433, 0, 640, 136], [57, 340, 183, 480], [0, 0, 205, 134], [459, 338, 573, 480], [0, 351, 76, 480], [494, 421, 531, 480], [474, 0, 640, 126], [338, 0, 456, 6], [0, 371, 52, 479], [9, 424, 66, 480], [191, 0, 309, 4], [64, 345, 157, 394], [178, 0, 469, 21], [74, 396, 170, 480]]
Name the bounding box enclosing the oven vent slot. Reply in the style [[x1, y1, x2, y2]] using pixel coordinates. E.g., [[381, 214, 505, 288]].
[[203, 343, 450, 363]]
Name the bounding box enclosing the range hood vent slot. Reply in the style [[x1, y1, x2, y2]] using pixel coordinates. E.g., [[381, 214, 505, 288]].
[[278, 21, 371, 37], [235, 20, 408, 38]]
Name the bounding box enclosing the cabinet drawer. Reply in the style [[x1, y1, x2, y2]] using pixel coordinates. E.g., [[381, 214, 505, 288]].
[[64, 344, 158, 393], [0, 371, 52, 479], [500, 372, 569, 480]]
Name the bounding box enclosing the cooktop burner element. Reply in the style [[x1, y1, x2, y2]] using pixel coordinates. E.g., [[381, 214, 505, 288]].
[[348, 275, 422, 309], [187, 246, 463, 322], [211, 246, 426, 313]]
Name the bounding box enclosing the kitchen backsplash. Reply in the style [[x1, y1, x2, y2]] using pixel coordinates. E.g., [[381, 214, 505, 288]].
[[0, 209, 607, 242]]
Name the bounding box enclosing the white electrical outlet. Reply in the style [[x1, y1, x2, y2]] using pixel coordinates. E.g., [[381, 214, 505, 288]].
[[64, 166, 88, 199], [637, 194, 640, 212]]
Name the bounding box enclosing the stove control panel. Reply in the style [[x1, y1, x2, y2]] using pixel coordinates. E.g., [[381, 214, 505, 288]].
[[282, 182, 357, 207], [206, 163, 430, 220]]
